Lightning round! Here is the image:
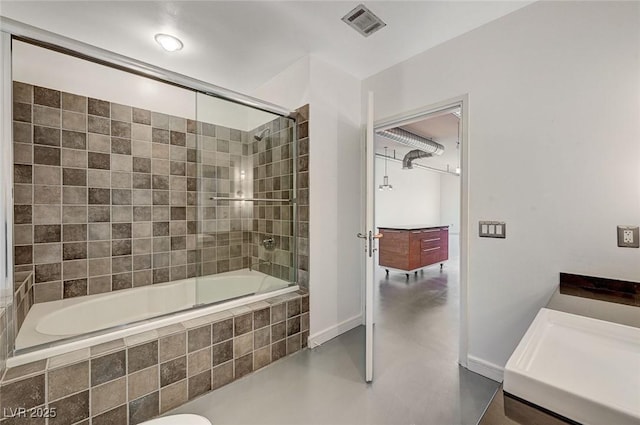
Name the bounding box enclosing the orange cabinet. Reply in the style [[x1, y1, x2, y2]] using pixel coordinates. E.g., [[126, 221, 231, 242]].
[[378, 226, 449, 275]]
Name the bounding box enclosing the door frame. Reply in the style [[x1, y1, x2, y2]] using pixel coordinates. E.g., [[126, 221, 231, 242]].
[[369, 94, 470, 367]]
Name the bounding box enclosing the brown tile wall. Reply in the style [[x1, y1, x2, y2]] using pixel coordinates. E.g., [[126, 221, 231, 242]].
[[0, 291, 309, 425], [197, 124, 248, 275], [248, 116, 295, 281], [11, 82, 267, 307], [0, 290, 17, 383], [9, 83, 306, 371], [0, 308, 7, 383], [247, 105, 308, 290], [295, 105, 310, 290], [13, 272, 34, 333]]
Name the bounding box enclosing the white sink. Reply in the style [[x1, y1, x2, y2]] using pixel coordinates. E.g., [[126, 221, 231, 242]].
[[504, 308, 640, 425]]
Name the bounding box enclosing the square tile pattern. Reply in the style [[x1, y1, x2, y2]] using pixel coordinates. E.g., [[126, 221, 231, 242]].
[[295, 105, 310, 290], [11, 82, 301, 307], [5, 82, 310, 422], [13, 272, 35, 336], [0, 291, 309, 425]]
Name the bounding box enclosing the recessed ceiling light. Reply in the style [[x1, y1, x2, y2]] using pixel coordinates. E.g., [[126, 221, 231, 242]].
[[154, 33, 183, 52]]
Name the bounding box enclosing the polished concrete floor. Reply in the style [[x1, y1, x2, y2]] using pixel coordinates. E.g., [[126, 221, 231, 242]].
[[478, 386, 518, 425], [171, 236, 499, 424]]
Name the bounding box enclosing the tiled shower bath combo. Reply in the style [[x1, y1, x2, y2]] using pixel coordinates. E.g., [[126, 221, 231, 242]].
[[0, 292, 309, 424], [1, 79, 311, 423], [11, 82, 300, 301]]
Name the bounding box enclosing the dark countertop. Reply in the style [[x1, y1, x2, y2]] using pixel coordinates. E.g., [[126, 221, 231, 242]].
[[377, 224, 449, 230]]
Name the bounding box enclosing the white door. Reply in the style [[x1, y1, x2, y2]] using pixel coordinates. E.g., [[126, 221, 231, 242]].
[[361, 91, 377, 382]]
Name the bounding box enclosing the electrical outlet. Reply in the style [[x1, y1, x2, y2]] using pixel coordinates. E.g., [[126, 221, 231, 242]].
[[617, 225, 639, 248], [623, 230, 633, 243]]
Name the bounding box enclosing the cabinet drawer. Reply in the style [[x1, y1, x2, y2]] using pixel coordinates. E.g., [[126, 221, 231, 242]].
[[421, 228, 441, 234], [421, 237, 441, 249], [421, 247, 440, 266]]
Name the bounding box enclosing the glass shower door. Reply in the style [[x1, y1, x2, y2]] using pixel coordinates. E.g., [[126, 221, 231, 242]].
[[194, 92, 297, 306]]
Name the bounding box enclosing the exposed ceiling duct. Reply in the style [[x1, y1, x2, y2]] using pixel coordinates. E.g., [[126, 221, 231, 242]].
[[402, 149, 432, 169], [377, 127, 445, 156]]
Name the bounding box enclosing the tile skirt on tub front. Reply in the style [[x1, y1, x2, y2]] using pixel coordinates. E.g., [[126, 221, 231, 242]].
[[0, 290, 309, 425]]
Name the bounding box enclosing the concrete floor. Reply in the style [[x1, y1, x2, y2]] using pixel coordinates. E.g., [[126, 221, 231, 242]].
[[478, 386, 518, 425], [171, 236, 499, 424]]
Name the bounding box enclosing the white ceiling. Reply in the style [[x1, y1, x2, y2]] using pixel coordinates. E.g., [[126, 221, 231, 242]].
[[376, 111, 460, 173], [0, 1, 533, 94]]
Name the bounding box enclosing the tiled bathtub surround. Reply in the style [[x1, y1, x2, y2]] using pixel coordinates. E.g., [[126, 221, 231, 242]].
[[295, 105, 310, 290], [12, 82, 204, 303], [197, 121, 249, 276], [13, 272, 34, 333], [12, 82, 300, 309], [0, 291, 309, 424], [248, 117, 295, 281], [0, 308, 8, 378], [0, 304, 15, 384], [247, 105, 309, 289]]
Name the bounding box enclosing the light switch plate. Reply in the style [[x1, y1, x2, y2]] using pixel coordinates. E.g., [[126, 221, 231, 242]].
[[479, 221, 506, 238], [617, 225, 639, 248]]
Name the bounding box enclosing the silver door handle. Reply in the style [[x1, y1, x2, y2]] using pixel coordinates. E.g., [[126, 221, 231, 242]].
[[357, 232, 367, 253]]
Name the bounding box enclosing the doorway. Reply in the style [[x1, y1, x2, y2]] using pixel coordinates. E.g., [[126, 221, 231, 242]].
[[365, 96, 470, 380]]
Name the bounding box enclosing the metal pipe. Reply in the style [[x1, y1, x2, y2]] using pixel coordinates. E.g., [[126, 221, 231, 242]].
[[375, 153, 459, 176], [0, 17, 294, 118], [402, 149, 432, 169], [209, 197, 291, 202], [377, 128, 444, 156]]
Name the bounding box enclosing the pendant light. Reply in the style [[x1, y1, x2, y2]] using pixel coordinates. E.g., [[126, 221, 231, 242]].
[[379, 147, 393, 191]]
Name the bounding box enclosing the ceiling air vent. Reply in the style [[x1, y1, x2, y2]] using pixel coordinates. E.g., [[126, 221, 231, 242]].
[[342, 4, 387, 38]]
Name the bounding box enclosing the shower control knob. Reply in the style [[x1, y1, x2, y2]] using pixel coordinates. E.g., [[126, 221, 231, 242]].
[[262, 237, 275, 250]]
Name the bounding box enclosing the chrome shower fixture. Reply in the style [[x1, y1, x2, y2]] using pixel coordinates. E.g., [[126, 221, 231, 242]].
[[254, 128, 270, 141]]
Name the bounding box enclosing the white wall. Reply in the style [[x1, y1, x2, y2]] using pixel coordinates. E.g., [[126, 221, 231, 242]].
[[364, 1, 640, 378], [252, 56, 310, 114], [440, 174, 460, 235], [14, 40, 277, 131], [13, 40, 195, 119], [254, 55, 364, 344], [195, 94, 280, 132], [375, 157, 441, 228]]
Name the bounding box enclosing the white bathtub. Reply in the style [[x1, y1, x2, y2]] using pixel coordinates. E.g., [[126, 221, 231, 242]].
[[504, 308, 640, 425], [10, 269, 296, 366]]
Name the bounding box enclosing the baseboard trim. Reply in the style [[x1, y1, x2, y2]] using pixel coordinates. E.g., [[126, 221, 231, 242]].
[[467, 355, 504, 383], [308, 313, 363, 348]]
